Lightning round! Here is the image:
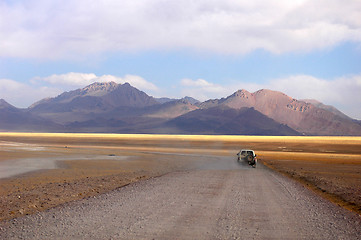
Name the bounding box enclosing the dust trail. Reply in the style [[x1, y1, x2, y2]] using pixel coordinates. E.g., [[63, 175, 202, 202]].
[[193, 156, 255, 170], [0, 155, 129, 179]]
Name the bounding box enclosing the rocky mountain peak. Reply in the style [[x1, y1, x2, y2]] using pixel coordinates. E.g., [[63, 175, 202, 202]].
[[232, 89, 252, 98], [81, 81, 119, 96], [181, 96, 200, 105], [221, 89, 255, 109]]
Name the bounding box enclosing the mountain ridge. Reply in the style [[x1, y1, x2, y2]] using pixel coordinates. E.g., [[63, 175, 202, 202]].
[[165, 105, 300, 135], [199, 88, 361, 135], [1, 82, 361, 135], [0, 99, 62, 132]]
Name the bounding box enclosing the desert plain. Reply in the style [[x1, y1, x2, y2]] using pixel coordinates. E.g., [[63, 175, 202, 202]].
[[0, 132, 360, 223]]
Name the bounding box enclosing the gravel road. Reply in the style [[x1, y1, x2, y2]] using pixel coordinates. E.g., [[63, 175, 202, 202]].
[[1, 156, 360, 239]]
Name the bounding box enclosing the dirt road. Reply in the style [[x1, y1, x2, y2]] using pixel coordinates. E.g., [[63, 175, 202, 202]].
[[1, 157, 360, 239]]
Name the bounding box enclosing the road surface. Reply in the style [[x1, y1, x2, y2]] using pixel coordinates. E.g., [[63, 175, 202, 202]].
[[1, 156, 360, 239]]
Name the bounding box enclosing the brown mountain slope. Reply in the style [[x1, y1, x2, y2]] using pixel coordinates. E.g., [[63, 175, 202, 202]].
[[29, 82, 160, 124], [144, 99, 199, 119], [30, 82, 158, 113], [301, 99, 351, 120], [62, 99, 199, 133], [0, 99, 61, 132], [201, 89, 361, 135], [164, 105, 300, 135]]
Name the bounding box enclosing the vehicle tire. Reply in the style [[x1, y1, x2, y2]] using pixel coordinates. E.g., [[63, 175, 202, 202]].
[[247, 155, 253, 165]]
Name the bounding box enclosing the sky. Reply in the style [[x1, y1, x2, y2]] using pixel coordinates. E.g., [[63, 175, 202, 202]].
[[0, 0, 361, 119]]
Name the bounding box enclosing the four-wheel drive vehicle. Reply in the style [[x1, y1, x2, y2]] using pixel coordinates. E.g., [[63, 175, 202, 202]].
[[237, 149, 257, 167]]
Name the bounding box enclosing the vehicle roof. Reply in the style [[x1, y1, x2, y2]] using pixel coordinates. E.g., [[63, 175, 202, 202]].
[[240, 149, 255, 152]]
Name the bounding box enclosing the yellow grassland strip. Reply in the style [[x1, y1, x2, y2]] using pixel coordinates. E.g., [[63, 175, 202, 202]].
[[1, 132, 361, 144], [258, 151, 361, 162]]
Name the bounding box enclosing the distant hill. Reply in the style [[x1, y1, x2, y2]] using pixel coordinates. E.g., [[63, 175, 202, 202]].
[[1, 82, 361, 135], [0, 99, 61, 132], [165, 106, 300, 135], [155, 96, 199, 105], [155, 97, 177, 104], [301, 99, 351, 120]]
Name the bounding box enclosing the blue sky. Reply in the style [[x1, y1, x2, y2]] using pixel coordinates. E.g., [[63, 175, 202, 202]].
[[1, 0, 361, 119]]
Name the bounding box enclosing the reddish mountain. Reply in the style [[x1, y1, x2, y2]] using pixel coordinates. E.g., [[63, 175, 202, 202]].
[[301, 99, 351, 120], [200, 89, 361, 135]]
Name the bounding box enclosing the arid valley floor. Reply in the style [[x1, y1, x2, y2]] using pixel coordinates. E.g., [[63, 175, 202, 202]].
[[0, 133, 360, 238]]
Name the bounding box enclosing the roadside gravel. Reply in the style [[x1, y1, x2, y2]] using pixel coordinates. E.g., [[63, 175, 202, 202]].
[[1, 158, 360, 239]]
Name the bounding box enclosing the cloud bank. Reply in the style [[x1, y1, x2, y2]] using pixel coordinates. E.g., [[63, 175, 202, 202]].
[[0, 78, 61, 107], [1, 0, 360, 59], [33, 73, 158, 91]]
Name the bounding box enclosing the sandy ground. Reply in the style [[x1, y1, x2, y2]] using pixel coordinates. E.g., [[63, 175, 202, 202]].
[[260, 156, 361, 215], [0, 133, 360, 222], [0, 144, 199, 221]]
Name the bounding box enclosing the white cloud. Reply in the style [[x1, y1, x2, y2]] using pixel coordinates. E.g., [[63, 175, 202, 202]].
[[180, 78, 228, 101], [265, 75, 360, 105], [35, 73, 98, 86], [120, 75, 158, 91], [34, 72, 158, 91], [1, 0, 360, 59], [0, 79, 61, 108]]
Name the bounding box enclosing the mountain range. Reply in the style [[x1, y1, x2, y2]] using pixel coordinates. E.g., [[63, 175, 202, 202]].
[[1, 81, 361, 135]]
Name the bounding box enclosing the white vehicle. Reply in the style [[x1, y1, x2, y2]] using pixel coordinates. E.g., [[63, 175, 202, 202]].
[[237, 149, 257, 167]]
